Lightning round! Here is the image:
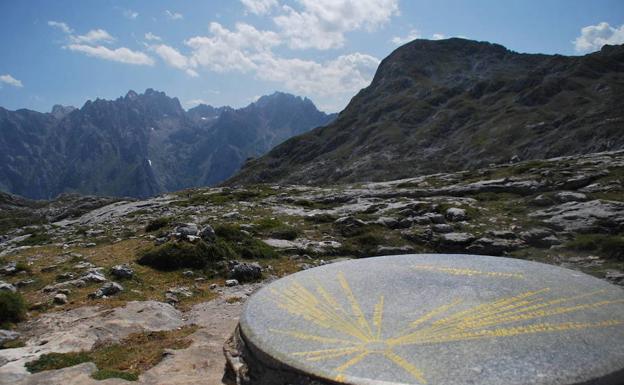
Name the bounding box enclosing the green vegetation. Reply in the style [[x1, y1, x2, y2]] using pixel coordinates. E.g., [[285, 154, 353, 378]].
[[26, 352, 91, 373], [566, 233, 624, 260], [253, 218, 300, 240], [215, 224, 277, 259], [25, 326, 197, 380], [137, 239, 235, 271], [0, 291, 27, 326], [145, 217, 172, 232], [16, 229, 52, 246]]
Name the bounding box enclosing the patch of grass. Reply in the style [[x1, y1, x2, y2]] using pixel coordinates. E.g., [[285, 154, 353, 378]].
[[0, 291, 27, 326], [214, 224, 278, 259], [145, 217, 171, 232], [92, 369, 138, 381], [16, 230, 52, 246], [137, 240, 235, 271], [25, 326, 198, 380], [252, 218, 301, 240], [303, 213, 337, 223], [565, 233, 624, 260], [26, 352, 91, 373]]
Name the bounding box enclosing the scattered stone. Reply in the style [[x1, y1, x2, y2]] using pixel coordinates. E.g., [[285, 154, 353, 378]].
[[209, 283, 218, 290], [0, 281, 17, 293], [466, 237, 522, 256], [56, 272, 75, 281], [437, 233, 475, 251], [174, 223, 199, 237], [230, 262, 263, 282], [167, 286, 193, 298], [91, 282, 124, 298], [605, 271, 624, 285], [0, 262, 17, 275], [225, 279, 239, 287], [520, 228, 558, 247], [182, 270, 194, 277], [334, 216, 367, 236], [0, 329, 20, 346], [73, 261, 95, 269], [445, 207, 468, 221], [375, 245, 415, 255], [85, 242, 97, 248], [373, 217, 399, 229], [110, 264, 134, 279], [200, 225, 217, 242], [532, 194, 553, 206], [486, 230, 517, 239], [53, 293, 68, 305], [16, 279, 36, 287], [432, 224, 453, 233], [555, 191, 588, 203]]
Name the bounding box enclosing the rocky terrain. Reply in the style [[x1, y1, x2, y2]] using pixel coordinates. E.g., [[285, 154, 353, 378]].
[[0, 90, 335, 199], [230, 39, 624, 185], [0, 149, 623, 384]]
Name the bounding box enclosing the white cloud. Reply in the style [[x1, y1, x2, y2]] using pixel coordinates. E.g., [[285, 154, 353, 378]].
[[151, 44, 198, 76], [123, 9, 139, 19], [274, 0, 399, 50], [70, 29, 115, 44], [165, 10, 184, 20], [0, 74, 23, 88], [48, 20, 73, 34], [145, 32, 162, 41], [574, 22, 624, 53], [66, 44, 155, 65], [431, 33, 446, 40], [256, 52, 378, 98], [391, 29, 421, 45], [184, 22, 281, 72], [241, 0, 278, 15]]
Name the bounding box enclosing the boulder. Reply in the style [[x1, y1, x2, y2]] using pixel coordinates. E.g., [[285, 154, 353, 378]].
[[225, 279, 239, 287], [445, 208, 468, 222], [174, 223, 199, 237], [110, 264, 134, 279], [230, 262, 263, 282], [53, 293, 68, 305], [0, 281, 17, 293], [200, 225, 217, 242], [91, 282, 123, 298], [554, 191, 588, 203], [0, 329, 20, 346]]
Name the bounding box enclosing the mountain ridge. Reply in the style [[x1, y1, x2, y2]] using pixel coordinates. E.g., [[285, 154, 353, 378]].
[[227, 38, 624, 186], [0, 89, 335, 199]]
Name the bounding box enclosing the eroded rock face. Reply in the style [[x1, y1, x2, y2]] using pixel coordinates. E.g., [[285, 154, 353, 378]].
[[532, 200, 624, 233], [0, 301, 184, 383]]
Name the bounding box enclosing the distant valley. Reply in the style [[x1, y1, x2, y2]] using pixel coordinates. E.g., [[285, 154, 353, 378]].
[[0, 90, 335, 199]]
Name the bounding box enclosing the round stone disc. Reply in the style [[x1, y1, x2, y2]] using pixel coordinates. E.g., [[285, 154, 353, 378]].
[[239, 254, 624, 385]]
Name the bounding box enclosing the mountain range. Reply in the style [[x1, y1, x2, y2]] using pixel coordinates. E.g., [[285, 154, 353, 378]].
[[228, 38, 624, 186], [0, 90, 335, 199]]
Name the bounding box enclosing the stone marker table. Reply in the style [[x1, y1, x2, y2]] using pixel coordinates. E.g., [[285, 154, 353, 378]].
[[225, 254, 624, 385]]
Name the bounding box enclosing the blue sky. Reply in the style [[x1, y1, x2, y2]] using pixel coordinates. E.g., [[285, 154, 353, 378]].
[[0, 0, 623, 113]]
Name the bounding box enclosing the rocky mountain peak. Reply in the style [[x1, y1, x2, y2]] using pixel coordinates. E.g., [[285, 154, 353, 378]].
[[50, 104, 76, 119]]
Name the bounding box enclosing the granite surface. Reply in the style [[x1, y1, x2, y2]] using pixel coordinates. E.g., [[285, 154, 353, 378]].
[[239, 254, 624, 385]]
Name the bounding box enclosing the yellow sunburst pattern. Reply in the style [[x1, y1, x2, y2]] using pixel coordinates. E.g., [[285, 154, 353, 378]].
[[270, 272, 624, 384], [411, 264, 525, 279]]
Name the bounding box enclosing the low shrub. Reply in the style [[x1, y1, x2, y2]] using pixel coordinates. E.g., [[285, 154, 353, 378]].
[[137, 240, 235, 271], [26, 352, 91, 373], [566, 233, 624, 260], [0, 291, 27, 325], [145, 217, 171, 232]]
